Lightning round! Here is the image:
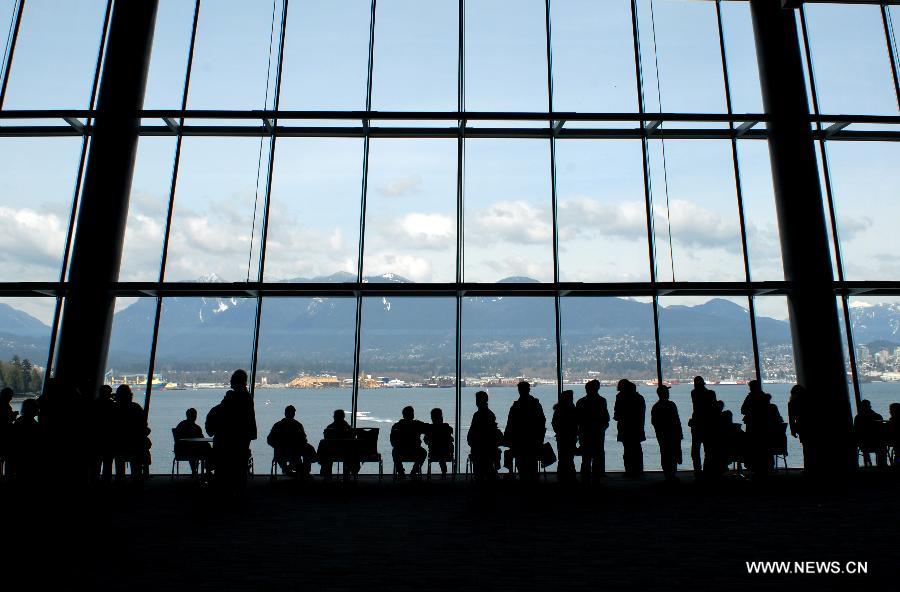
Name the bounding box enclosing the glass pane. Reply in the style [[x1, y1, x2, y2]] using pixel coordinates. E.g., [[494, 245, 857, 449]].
[[805, 4, 898, 116], [120, 137, 175, 282], [3, 0, 107, 109], [650, 139, 745, 282], [165, 137, 268, 282], [254, 296, 356, 475], [720, 0, 763, 115], [279, 0, 370, 111], [263, 138, 363, 282], [464, 139, 552, 282], [0, 296, 53, 394], [827, 141, 900, 281], [737, 140, 783, 281], [556, 139, 650, 282], [371, 0, 458, 112], [107, 296, 155, 384], [143, 0, 195, 109], [848, 295, 900, 421], [363, 138, 457, 283], [550, 0, 637, 114], [0, 137, 81, 281], [147, 296, 256, 474], [637, 0, 727, 115], [465, 0, 548, 112], [187, 0, 279, 110], [460, 296, 556, 472], [357, 296, 457, 474]]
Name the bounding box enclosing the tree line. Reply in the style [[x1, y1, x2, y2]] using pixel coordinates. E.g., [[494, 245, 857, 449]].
[[0, 355, 44, 394]]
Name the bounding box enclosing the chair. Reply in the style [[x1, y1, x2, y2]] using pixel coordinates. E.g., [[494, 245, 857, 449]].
[[170, 428, 206, 479], [771, 422, 789, 473], [354, 427, 383, 480], [426, 451, 456, 479]]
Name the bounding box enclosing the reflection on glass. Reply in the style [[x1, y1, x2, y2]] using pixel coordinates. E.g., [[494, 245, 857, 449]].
[[464, 139, 552, 282], [357, 296, 456, 473], [264, 138, 363, 282], [371, 0, 458, 112], [255, 296, 355, 471], [827, 142, 900, 281], [147, 296, 255, 474], [2, 0, 107, 109], [556, 140, 650, 282], [650, 140, 744, 282], [465, 0, 548, 112], [364, 139, 456, 283], [805, 4, 898, 116], [120, 137, 175, 282], [0, 138, 81, 282], [550, 0, 636, 114], [165, 137, 267, 282], [279, 0, 370, 111]]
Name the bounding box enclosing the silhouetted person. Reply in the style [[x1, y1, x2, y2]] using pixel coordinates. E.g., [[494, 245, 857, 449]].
[[888, 403, 900, 471], [741, 380, 773, 477], [552, 390, 578, 482], [0, 387, 16, 475], [504, 381, 546, 481], [704, 400, 731, 476], [267, 405, 316, 477], [613, 379, 645, 477], [318, 409, 358, 478], [90, 384, 115, 482], [787, 384, 809, 467], [206, 370, 258, 490], [765, 394, 787, 470], [391, 406, 428, 477], [10, 398, 40, 482], [112, 385, 149, 480], [468, 391, 501, 480], [576, 379, 610, 483], [854, 399, 886, 468], [174, 408, 210, 475], [688, 376, 717, 477], [424, 408, 453, 477], [652, 385, 683, 481]]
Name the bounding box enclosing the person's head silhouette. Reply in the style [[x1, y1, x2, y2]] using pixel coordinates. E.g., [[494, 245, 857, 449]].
[[748, 379, 762, 395], [186, 407, 198, 422], [333, 409, 346, 422], [1, 387, 13, 405], [560, 390, 574, 405], [714, 400, 725, 413], [517, 381, 531, 397], [475, 391, 488, 410], [860, 399, 872, 412], [402, 406, 414, 420], [656, 384, 670, 400], [617, 379, 631, 394], [694, 376, 705, 390], [585, 379, 600, 395], [431, 408, 443, 424], [115, 384, 133, 404], [889, 402, 899, 420], [230, 369, 248, 391], [98, 384, 113, 401], [790, 384, 806, 400], [20, 398, 38, 420], [285, 405, 296, 419]]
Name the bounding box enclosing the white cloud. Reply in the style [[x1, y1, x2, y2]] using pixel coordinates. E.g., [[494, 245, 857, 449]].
[[469, 200, 553, 245], [364, 252, 435, 282], [394, 212, 455, 249], [378, 174, 423, 197], [0, 206, 67, 279]]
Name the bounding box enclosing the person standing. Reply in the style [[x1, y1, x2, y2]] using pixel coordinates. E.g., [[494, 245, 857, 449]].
[[206, 370, 257, 490], [552, 390, 578, 482], [651, 385, 683, 481], [576, 379, 610, 483], [614, 379, 646, 477], [688, 376, 716, 477], [468, 391, 501, 481], [504, 381, 546, 481]]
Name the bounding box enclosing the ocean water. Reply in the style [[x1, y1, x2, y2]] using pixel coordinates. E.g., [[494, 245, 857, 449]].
[[143, 382, 900, 475]]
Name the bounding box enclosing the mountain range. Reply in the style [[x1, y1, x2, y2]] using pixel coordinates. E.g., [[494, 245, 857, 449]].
[[2, 274, 897, 374]]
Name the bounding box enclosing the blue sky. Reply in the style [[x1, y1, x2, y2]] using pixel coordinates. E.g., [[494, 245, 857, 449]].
[[0, 0, 898, 325]]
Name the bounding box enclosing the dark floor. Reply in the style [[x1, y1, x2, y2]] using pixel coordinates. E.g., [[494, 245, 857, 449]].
[[3, 471, 898, 591]]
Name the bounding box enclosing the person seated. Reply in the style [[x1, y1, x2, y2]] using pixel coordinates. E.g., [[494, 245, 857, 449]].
[[267, 405, 316, 477], [390, 406, 428, 477], [854, 399, 887, 468], [112, 385, 150, 480], [318, 410, 358, 478], [10, 398, 40, 481], [764, 394, 787, 468], [468, 391, 502, 480], [888, 403, 899, 469], [423, 408, 454, 477], [0, 387, 17, 473], [174, 408, 210, 475]]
